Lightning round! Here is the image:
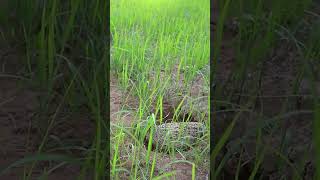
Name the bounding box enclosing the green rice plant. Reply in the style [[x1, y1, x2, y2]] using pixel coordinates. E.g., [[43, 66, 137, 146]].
[[111, 129, 125, 178]]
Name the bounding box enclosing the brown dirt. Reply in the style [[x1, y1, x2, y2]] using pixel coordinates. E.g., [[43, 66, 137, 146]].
[[110, 76, 135, 127]]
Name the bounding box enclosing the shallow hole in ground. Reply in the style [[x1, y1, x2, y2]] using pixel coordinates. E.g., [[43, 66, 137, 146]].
[[154, 101, 198, 124]]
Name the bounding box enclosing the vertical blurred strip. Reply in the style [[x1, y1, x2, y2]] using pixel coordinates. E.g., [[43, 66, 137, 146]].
[[210, 0, 215, 178]]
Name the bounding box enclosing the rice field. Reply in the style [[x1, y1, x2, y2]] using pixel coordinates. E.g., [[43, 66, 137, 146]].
[[0, 0, 109, 179], [110, 0, 210, 179], [1, 0, 319, 179], [213, 0, 320, 179]]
